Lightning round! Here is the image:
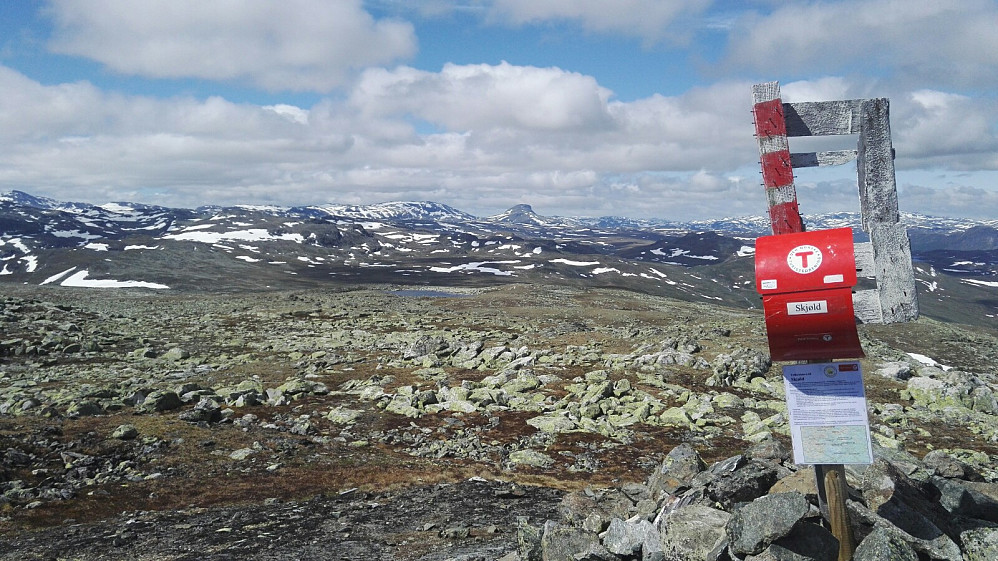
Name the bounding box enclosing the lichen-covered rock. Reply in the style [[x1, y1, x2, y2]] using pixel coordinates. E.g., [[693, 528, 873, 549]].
[[876, 361, 914, 380], [384, 394, 422, 418], [708, 348, 771, 387], [509, 449, 555, 469], [656, 407, 692, 428], [526, 414, 576, 434], [111, 424, 139, 440], [66, 400, 103, 418], [140, 390, 183, 412], [161, 347, 190, 361], [503, 373, 542, 393], [957, 519, 998, 561], [600, 517, 659, 558], [540, 521, 609, 561], [657, 505, 730, 561], [853, 527, 918, 561], [517, 516, 543, 561], [647, 443, 705, 499]]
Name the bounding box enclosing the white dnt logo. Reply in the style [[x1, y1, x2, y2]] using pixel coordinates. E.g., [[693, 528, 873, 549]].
[[787, 245, 822, 274]]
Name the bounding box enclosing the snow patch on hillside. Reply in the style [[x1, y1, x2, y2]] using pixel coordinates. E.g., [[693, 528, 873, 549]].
[[164, 229, 305, 244], [59, 270, 169, 289]]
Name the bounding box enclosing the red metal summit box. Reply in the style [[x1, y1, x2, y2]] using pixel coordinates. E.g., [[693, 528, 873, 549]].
[[755, 227, 864, 361]]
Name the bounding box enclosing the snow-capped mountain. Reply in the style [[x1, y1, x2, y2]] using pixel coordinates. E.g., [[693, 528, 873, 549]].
[[297, 201, 476, 223], [2, 190, 995, 326]]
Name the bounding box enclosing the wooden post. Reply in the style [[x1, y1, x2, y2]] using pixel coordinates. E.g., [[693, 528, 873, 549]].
[[858, 99, 899, 231], [858, 99, 919, 324], [823, 465, 856, 561], [752, 82, 805, 235]]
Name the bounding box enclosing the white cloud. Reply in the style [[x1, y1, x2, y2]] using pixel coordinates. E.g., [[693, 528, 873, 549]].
[[350, 62, 614, 132], [780, 77, 858, 104], [894, 90, 998, 171], [45, 0, 417, 92], [1, 61, 996, 220], [724, 0, 998, 89], [488, 0, 711, 44]]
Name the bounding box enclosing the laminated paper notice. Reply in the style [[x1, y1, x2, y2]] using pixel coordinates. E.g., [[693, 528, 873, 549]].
[[782, 362, 874, 465]]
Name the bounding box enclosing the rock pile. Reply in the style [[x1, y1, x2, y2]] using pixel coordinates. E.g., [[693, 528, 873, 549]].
[[510, 440, 998, 561]]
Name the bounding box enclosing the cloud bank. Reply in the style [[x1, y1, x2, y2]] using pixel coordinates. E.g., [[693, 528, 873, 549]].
[[0, 0, 993, 220]]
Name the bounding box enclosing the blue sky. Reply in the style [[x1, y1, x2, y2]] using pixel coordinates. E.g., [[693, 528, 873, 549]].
[[1, 0, 996, 220]]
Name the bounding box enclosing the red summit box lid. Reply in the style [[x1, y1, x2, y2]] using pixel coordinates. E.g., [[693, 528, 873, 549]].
[[755, 227, 857, 295]]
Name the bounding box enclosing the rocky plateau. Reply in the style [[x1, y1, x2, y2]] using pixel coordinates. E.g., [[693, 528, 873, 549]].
[[2, 282, 998, 560]]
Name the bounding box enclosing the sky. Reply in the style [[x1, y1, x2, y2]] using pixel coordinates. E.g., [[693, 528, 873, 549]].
[[0, 0, 996, 221]]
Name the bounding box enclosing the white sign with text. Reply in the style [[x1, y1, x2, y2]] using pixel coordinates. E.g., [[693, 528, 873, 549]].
[[782, 361, 873, 465]]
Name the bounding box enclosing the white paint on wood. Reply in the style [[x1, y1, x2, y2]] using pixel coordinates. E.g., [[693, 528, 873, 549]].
[[758, 135, 789, 154], [869, 223, 918, 323], [766, 185, 799, 206], [752, 81, 781, 104], [784, 100, 864, 137], [858, 99, 900, 231], [852, 290, 883, 324], [853, 242, 875, 278]]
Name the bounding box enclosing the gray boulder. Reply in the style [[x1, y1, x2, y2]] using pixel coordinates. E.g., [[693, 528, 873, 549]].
[[657, 505, 730, 561], [647, 442, 705, 499], [66, 400, 103, 417], [847, 500, 962, 561], [600, 517, 659, 557], [517, 517, 543, 561], [851, 527, 918, 561], [508, 449, 554, 469], [862, 458, 957, 542], [875, 361, 913, 381], [922, 449, 971, 479], [746, 522, 838, 561], [930, 476, 998, 523], [699, 458, 780, 509], [111, 424, 139, 440], [955, 518, 998, 561], [708, 348, 771, 386], [726, 492, 809, 556], [540, 521, 617, 561], [161, 347, 190, 361], [179, 397, 222, 423], [141, 390, 183, 412]]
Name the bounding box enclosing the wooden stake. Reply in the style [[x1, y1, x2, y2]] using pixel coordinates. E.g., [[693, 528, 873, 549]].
[[823, 465, 855, 561]]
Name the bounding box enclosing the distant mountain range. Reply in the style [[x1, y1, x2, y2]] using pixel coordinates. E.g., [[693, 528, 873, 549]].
[[2, 190, 996, 326]]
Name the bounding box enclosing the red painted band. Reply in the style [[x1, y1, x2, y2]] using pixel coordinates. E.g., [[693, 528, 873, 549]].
[[768, 201, 804, 235], [761, 150, 793, 187], [753, 99, 786, 137]]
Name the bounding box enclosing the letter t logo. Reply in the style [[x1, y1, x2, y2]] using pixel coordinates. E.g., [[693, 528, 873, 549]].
[[786, 244, 822, 274], [794, 250, 813, 269]]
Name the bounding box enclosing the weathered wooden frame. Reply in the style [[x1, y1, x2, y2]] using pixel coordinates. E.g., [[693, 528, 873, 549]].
[[753, 82, 918, 324]]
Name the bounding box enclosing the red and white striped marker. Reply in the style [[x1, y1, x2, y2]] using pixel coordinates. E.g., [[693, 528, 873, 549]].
[[753, 82, 804, 235]]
